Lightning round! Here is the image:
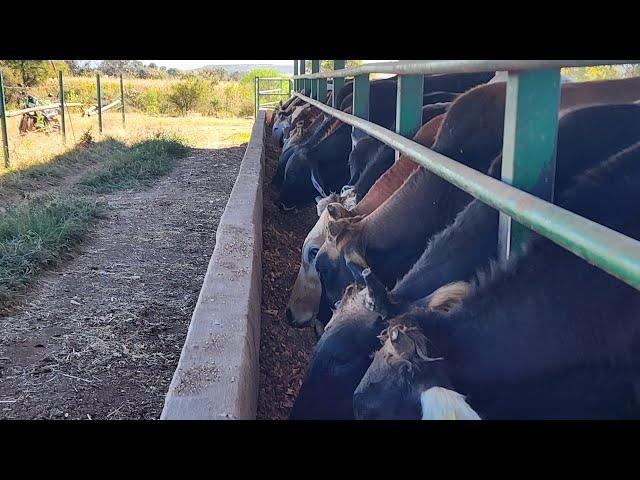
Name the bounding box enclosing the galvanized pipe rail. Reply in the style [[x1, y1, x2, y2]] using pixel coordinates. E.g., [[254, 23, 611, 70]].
[[286, 60, 640, 291], [254, 77, 292, 116], [293, 60, 631, 80]]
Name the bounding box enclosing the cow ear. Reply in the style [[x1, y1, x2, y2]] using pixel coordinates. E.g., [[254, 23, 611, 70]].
[[344, 246, 369, 284], [327, 202, 348, 220], [388, 326, 415, 357], [420, 387, 481, 420], [362, 267, 392, 317], [427, 281, 472, 313], [327, 220, 347, 240]]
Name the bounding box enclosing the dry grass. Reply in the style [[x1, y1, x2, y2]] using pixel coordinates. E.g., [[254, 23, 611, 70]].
[[1, 112, 253, 176]]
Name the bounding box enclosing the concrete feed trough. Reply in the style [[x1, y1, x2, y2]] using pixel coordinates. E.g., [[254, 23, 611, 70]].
[[161, 111, 266, 420]]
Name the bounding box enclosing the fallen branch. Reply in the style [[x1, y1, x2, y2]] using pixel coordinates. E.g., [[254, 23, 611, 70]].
[[6, 103, 83, 117], [84, 99, 121, 117]]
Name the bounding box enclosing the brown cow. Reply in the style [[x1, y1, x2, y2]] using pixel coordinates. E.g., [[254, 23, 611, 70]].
[[316, 76, 640, 308]]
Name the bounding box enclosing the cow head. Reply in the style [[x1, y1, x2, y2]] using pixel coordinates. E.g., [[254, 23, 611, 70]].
[[315, 215, 366, 306], [289, 283, 387, 419], [272, 112, 290, 145], [277, 148, 318, 209], [353, 283, 478, 420], [286, 195, 340, 328]]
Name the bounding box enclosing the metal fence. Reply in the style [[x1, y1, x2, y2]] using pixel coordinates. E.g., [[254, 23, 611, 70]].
[[286, 60, 640, 291], [0, 71, 126, 168], [254, 77, 292, 116]]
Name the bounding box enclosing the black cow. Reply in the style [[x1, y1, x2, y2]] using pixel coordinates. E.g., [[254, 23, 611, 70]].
[[354, 140, 640, 420], [290, 103, 640, 419]]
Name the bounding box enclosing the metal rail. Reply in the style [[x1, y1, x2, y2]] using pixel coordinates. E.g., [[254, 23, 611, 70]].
[[254, 77, 292, 116], [292, 60, 633, 80]]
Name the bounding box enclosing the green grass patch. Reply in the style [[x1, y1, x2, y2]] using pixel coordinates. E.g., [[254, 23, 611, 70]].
[[0, 195, 103, 304], [79, 133, 189, 193], [228, 131, 251, 144]]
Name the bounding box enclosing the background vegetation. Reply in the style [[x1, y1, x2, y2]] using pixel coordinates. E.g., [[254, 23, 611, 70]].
[[0, 60, 294, 118]]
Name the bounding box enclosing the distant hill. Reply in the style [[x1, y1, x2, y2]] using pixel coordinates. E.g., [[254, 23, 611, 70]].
[[196, 64, 293, 75]]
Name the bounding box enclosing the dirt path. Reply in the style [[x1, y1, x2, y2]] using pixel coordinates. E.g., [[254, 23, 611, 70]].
[[0, 146, 244, 419]]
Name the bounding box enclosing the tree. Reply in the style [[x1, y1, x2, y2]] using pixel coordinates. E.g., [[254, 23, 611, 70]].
[[240, 68, 282, 84], [561, 65, 622, 81], [64, 60, 81, 75], [304, 60, 363, 72], [168, 77, 207, 115], [4, 60, 51, 86]]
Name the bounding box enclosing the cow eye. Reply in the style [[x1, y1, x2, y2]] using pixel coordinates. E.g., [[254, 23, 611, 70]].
[[308, 247, 319, 262]]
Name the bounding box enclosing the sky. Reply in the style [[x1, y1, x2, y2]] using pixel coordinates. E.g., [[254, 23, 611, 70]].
[[141, 60, 391, 70]]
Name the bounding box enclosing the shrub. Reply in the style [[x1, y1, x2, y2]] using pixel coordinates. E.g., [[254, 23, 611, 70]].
[[168, 77, 207, 115]]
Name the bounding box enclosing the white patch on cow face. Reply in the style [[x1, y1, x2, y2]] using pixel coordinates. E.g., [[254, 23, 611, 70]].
[[286, 210, 331, 326], [420, 387, 481, 420]]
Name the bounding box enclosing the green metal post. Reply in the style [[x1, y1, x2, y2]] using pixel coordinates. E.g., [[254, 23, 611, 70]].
[[299, 60, 305, 92], [498, 68, 561, 261], [396, 74, 424, 137], [58, 71, 66, 144], [254, 77, 259, 117], [332, 60, 345, 108], [318, 77, 327, 104], [0, 70, 10, 167], [301, 60, 311, 95], [395, 74, 424, 159], [352, 74, 370, 120], [293, 60, 299, 92], [120, 74, 125, 127], [96, 73, 103, 135], [311, 60, 320, 99]]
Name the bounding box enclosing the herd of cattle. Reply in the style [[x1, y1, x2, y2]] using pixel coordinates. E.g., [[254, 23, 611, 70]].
[[268, 70, 640, 419]]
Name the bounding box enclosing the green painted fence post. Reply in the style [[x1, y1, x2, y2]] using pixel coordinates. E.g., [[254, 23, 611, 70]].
[[0, 70, 10, 167], [58, 71, 66, 144], [332, 60, 345, 108], [301, 60, 311, 95], [395, 74, 424, 158], [254, 77, 259, 117], [299, 60, 305, 93], [318, 77, 327, 104], [293, 60, 299, 92], [498, 68, 561, 261], [352, 74, 370, 120], [311, 60, 320, 100], [96, 73, 103, 135], [120, 74, 125, 127]]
